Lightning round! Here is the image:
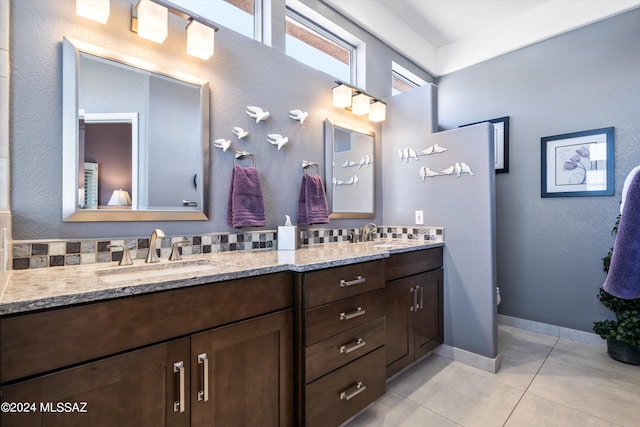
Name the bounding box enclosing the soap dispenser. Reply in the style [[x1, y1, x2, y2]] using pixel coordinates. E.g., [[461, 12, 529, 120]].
[[278, 215, 300, 250]]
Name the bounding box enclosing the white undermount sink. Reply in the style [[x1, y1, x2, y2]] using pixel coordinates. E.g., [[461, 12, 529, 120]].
[[369, 242, 404, 249], [96, 258, 219, 283]]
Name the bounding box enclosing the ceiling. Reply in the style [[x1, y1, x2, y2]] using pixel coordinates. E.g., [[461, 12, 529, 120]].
[[323, 0, 640, 77]]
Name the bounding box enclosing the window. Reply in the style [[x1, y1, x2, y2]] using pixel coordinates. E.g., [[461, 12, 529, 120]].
[[171, 0, 259, 40], [392, 61, 428, 95], [285, 7, 358, 84]]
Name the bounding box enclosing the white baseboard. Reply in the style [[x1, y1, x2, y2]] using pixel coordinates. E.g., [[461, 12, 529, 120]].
[[433, 315, 606, 375], [498, 314, 606, 348], [434, 344, 502, 373]]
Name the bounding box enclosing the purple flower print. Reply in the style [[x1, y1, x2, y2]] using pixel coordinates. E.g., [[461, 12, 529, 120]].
[[563, 161, 579, 171], [562, 145, 594, 184], [576, 147, 590, 158]]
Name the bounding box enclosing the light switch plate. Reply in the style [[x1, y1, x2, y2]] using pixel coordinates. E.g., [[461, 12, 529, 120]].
[[415, 210, 424, 225]]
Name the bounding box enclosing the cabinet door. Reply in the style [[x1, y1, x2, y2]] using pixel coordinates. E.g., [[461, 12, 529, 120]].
[[0, 338, 190, 427], [385, 276, 415, 378], [414, 268, 444, 360], [190, 309, 293, 427]]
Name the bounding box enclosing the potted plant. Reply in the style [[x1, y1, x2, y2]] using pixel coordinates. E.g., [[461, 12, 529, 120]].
[[593, 214, 640, 364]]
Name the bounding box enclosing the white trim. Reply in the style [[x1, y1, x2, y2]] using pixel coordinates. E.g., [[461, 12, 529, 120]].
[[498, 314, 606, 348], [434, 344, 502, 374], [392, 61, 428, 88], [285, 0, 363, 86], [429, 314, 608, 375], [253, 0, 263, 43]]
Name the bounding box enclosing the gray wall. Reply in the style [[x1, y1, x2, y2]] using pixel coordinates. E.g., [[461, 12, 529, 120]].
[[437, 9, 640, 332], [383, 86, 497, 358], [10, 0, 432, 240]]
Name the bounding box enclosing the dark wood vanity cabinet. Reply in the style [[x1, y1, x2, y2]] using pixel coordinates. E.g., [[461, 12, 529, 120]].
[[296, 260, 387, 427], [190, 309, 292, 426], [0, 273, 294, 427], [385, 248, 443, 378], [1, 338, 192, 427]]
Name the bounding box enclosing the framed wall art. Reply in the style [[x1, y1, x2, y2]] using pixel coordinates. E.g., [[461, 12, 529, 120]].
[[541, 127, 614, 198], [460, 116, 509, 173]]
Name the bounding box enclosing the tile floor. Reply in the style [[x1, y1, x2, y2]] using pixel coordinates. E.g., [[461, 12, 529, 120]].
[[345, 324, 640, 427]]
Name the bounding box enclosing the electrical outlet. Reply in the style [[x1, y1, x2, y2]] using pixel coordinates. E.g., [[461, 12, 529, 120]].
[[415, 210, 424, 225]]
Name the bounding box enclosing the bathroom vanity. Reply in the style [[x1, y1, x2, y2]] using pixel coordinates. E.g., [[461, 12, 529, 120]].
[[0, 241, 443, 426], [296, 260, 386, 426], [0, 273, 293, 426], [385, 248, 444, 378]]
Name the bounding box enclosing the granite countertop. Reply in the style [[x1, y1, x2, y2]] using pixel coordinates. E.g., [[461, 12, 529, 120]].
[[0, 240, 444, 316]]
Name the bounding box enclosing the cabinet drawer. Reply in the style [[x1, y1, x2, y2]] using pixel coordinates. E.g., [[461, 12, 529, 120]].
[[1, 272, 292, 383], [385, 247, 443, 281], [305, 316, 385, 383], [305, 347, 386, 427], [304, 260, 384, 308], [305, 289, 385, 345]]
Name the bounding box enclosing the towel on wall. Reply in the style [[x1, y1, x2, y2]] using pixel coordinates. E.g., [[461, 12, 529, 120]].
[[604, 167, 640, 299], [227, 164, 265, 228], [620, 165, 640, 215], [297, 174, 329, 225]]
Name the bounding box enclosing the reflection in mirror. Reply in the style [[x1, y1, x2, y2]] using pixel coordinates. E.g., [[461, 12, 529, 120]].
[[324, 118, 375, 219], [62, 37, 209, 221]]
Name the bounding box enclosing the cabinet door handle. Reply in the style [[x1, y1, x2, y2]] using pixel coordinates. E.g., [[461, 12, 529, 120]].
[[411, 286, 418, 312], [340, 307, 366, 320], [339, 338, 367, 354], [339, 381, 367, 401], [417, 285, 424, 310], [173, 361, 185, 413], [198, 353, 209, 402], [340, 276, 366, 287]]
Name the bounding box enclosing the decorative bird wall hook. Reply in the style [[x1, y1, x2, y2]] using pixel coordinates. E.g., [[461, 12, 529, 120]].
[[214, 139, 232, 152], [419, 161, 475, 181], [245, 106, 270, 123], [289, 109, 309, 124], [232, 127, 249, 139], [267, 134, 289, 150]]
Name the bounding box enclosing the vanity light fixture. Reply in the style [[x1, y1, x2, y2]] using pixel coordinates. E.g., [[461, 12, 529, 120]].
[[368, 100, 387, 122], [107, 189, 132, 206], [186, 19, 215, 60], [332, 84, 353, 109], [351, 93, 371, 116], [332, 82, 387, 122], [76, 0, 110, 24], [131, 0, 219, 60], [132, 0, 168, 44]]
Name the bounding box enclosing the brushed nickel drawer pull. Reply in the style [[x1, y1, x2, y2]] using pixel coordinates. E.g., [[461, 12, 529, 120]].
[[339, 381, 367, 401], [340, 338, 366, 354], [173, 361, 185, 413], [340, 276, 366, 287], [410, 287, 417, 312], [340, 307, 365, 320], [417, 285, 424, 310], [198, 353, 209, 402]]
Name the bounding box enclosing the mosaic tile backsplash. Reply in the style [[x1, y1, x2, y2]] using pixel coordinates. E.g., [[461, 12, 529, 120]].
[[11, 226, 443, 270]]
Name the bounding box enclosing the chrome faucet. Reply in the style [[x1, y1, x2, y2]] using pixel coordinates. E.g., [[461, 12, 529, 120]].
[[146, 229, 165, 263], [360, 223, 377, 242]]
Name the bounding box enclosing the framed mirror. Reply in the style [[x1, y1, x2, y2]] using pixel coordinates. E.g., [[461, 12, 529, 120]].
[[62, 37, 209, 222], [324, 118, 375, 219]]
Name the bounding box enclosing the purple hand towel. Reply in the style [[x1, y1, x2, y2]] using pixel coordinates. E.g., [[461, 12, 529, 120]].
[[227, 164, 265, 228], [297, 174, 329, 225], [604, 168, 640, 299]]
